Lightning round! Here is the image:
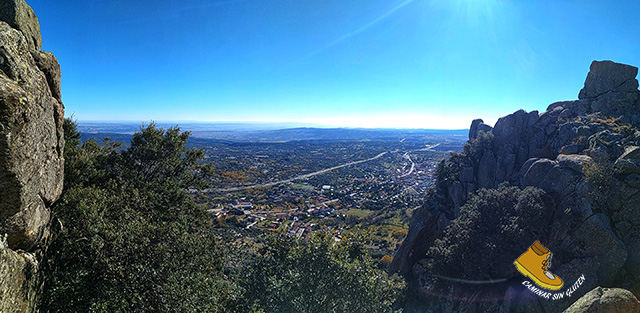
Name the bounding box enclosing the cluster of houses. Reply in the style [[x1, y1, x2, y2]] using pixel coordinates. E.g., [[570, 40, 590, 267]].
[[206, 158, 440, 240]]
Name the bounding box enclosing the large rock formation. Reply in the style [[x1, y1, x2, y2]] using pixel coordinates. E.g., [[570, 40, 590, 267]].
[[392, 60, 640, 312], [0, 0, 64, 311], [0, 0, 41, 51], [564, 287, 640, 313]]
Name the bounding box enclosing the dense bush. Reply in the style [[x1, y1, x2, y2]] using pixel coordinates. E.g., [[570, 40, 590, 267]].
[[43, 120, 234, 312], [238, 232, 405, 313], [426, 184, 555, 283]]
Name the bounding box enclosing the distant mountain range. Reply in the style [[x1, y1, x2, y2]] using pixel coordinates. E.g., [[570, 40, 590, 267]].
[[78, 122, 468, 143]]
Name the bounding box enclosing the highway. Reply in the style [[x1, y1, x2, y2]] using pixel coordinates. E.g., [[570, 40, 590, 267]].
[[197, 142, 441, 193], [207, 151, 388, 192], [398, 153, 415, 178]]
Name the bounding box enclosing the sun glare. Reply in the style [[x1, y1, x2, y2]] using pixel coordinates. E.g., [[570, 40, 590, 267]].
[[433, 0, 502, 28]]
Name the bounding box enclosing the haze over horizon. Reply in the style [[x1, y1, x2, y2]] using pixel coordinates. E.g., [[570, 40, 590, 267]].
[[29, 0, 640, 129], [76, 119, 471, 130]]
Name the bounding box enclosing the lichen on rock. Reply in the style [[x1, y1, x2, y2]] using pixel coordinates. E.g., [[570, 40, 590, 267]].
[[0, 0, 64, 312], [0, 19, 63, 251], [564, 286, 640, 313], [0, 0, 41, 51]]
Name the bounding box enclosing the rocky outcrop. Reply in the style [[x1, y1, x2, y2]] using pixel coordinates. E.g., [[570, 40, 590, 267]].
[[564, 287, 640, 313], [0, 0, 41, 51], [469, 118, 493, 140], [0, 235, 39, 312], [393, 60, 640, 312], [0, 0, 64, 311], [0, 19, 64, 250]]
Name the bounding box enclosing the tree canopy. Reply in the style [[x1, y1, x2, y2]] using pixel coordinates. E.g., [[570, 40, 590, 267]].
[[43, 119, 404, 313]]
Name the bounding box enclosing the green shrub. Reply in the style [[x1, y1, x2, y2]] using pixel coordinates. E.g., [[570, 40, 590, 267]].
[[238, 232, 405, 313], [43, 120, 234, 313], [426, 185, 554, 283]]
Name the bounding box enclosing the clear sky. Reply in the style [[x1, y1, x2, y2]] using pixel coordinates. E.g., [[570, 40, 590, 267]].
[[28, 0, 640, 129]]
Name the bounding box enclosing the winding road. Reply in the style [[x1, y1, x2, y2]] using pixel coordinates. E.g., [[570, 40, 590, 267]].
[[397, 143, 440, 178], [398, 153, 415, 178]]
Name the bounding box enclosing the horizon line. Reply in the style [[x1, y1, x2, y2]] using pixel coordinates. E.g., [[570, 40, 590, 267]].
[[76, 119, 470, 131]]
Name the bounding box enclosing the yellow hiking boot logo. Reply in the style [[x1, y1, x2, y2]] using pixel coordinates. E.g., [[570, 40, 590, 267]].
[[514, 240, 564, 290]]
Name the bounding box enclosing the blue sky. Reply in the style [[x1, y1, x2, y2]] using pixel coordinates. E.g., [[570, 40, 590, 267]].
[[29, 0, 640, 129]]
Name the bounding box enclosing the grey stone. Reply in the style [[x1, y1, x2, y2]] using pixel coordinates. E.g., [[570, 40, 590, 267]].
[[0, 236, 39, 313], [619, 146, 640, 159], [477, 149, 496, 188], [490, 109, 542, 183], [493, 109, 530, 152], [448, 181, 465, 214], [597, 129, 625, 145], [579, 60, 639, 99], [459, 166, 474, 182], [518, 158, 539, 178], [528, 110, 540, 125], [557, 154, 594, 173], [544, 166, 581, 198], [571, 214, 627, 284], [521, 158, 555, 187], [615, 159, 640, 175], [564, 287, 640, 313], [590, 91, 639, 118], [549, 100, 591, 120], [615, 146, 640, 175], [389, 201, 445, 276], [547, 101, 565, 111], [622, 225, 640, 279], [560, 144, 580, 155], [469, 118, 492, 140], [624, 173, 640, 188], [577, 125, 593, 138], [469, 118, 483, 140], [0, 2, 63, 311], [541, 259, 600, 313], [478, 123, 492, 135], [495, 152, 516, 182], [0, 0, 41, 51], [31, 50, 61, 101], [0, 21, 63, 250], [586, 137, 610, 161]]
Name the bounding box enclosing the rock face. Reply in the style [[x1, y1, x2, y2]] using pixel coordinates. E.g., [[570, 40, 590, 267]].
[[0, 236, 39, 312], [393, 60, 640, 312], [0, 0, 41, 51], [0, 0, 64, 311], [579, 61, 638, 99], [564, 287, 640, 313]]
